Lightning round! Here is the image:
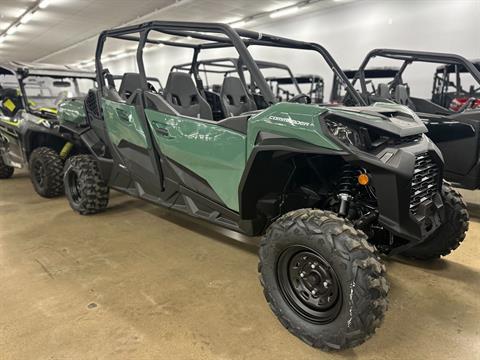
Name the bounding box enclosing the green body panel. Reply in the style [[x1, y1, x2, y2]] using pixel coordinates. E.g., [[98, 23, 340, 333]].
[[102, 99, 148, 149], [145, 109, 246, 211], [57, 99, 86, 126], [246, 102, 341, 157]]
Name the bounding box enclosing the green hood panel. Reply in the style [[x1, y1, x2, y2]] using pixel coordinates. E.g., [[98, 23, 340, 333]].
[[247, 103, 341, 156], [145, 109, 246, 211]]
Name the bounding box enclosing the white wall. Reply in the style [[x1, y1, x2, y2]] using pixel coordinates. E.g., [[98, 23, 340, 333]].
[[105, 0, 480, 99]]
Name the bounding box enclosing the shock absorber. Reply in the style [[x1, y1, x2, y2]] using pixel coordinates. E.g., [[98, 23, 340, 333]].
[[337, 164, 355, 217]]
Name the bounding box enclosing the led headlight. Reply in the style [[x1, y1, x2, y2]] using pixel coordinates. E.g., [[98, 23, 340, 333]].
[[325, 119, 369, 149]]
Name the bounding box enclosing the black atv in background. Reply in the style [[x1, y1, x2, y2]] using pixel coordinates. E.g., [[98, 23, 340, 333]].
[[345, 49, 480, 190], [267, 74, 325, 103], [330, 67, 400, 104], [58, 22, 468, 350], [0, 62, 96, 197]]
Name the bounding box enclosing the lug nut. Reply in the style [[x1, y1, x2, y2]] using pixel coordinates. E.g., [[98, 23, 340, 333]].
[[323, 281, 329, 288], [311, 263, 316, 269], [300, 272, 305, 278], [311, 289, 317, 296]]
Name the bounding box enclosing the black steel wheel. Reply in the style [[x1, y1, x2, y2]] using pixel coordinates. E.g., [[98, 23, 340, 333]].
[[259, 209, 388, 351], [277, 246, 342, 324]]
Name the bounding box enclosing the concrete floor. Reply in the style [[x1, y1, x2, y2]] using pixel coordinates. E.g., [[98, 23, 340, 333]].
[[1, 170, 479, 360]]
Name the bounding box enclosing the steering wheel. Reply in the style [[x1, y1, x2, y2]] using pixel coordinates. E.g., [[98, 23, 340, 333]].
[[288, 93, 311, 104]]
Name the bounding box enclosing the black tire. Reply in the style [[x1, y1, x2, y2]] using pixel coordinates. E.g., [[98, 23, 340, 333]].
[[64, 155, 109, 215], [401, 184, 469, 260], [0, 155, 14, 179], [259, 209, 388, 351], [29, 147, 64, 197]]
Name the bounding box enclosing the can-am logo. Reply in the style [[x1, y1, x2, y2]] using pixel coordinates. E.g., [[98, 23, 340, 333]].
[[268, 115, 313, 127]]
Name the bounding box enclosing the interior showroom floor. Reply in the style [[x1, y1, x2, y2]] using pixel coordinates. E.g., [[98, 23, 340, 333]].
[[1, 170, 479, 359]]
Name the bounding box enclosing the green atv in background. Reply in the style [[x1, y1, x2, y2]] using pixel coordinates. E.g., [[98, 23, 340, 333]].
[[0, 62, 96, 197], [60, 22, 468, 351]]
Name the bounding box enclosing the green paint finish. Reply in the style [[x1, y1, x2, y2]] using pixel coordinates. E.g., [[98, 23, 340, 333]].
[[102, 99, 148, 149], [58, 99, 86, 126], [145, 109, 246, 211], [246, 102, 341, 157]]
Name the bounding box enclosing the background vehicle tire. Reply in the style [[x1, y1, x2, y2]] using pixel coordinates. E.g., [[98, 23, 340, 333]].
[[0, 155, 14, 179], [259, 209, 388, 351], [29, 147, 64, 197], [401, 184, 469, 260], [64, 155, 109, 215]]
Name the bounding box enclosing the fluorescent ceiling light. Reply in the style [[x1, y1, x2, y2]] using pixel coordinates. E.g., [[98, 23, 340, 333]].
[[39, 0, 51, 9], [6, 26, 18, 35], [20, 12, 34, 24], [0, 36, 6, 44], [270, 6, 299, 18], [231, 20, 247, 28]]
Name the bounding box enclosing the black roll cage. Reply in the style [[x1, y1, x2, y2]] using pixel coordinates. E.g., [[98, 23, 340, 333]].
[[171, 57, 302, 94], [353, 49, 480, 103], [94, 21, 365, 106]]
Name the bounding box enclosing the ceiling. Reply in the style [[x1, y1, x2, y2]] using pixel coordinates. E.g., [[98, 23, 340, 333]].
[[0, 0, 349, 66]]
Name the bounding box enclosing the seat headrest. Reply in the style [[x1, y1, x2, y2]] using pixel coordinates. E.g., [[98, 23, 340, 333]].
[[118, 73, 144, 99], [164, 72, 202, 107], [164, 72, 213, 119], [394, 84, 410, 105], [376, 83, 391, 99]]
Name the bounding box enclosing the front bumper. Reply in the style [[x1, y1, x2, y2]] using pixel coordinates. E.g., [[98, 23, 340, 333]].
[[345, 135, 445, 252]]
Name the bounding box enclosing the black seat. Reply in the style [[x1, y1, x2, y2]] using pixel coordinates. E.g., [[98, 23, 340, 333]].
[[163, 72, 213, 120], [376, 83, 391, 99], [394, 84, 415, 110], [118, 73, 145, 100], [221, 77, 257, 117]]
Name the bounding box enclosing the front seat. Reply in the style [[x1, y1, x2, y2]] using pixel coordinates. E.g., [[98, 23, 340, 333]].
[[394, 84, 415, 110], [221, 77, 257, 117], [376, 83, 391, 99], [163, 72, 213, 120], [118, 73, 144, 100]]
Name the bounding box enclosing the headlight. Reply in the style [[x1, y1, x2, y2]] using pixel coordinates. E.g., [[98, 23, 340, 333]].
[[325, 119, 369, 149]]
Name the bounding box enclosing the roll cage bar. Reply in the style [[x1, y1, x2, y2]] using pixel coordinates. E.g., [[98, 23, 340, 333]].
[[171, 57, 301, 94], [354, 49, 480, 98], [94, 21, 365, 106]]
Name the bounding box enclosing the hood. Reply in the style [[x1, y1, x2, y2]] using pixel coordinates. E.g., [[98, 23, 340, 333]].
[[327, 102, 427, 137]]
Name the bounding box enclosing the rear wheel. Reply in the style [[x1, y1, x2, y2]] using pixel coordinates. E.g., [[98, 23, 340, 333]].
[[259, 209, 388, 351], [64, 155, 109, 215], [401, 184, 469, 260], [0, 155, 14, 179], [29, 147, 64, 197]]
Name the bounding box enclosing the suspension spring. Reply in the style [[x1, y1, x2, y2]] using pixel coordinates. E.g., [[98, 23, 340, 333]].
[[337, 164, 355, 217]]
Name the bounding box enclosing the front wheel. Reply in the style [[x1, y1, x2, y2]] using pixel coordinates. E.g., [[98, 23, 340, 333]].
[[400, 184, 469, 260], [0, 155, 14, 179], [259, 209, 388, 351], [64, 155, 109, 215], [29, 147, 64, 197]]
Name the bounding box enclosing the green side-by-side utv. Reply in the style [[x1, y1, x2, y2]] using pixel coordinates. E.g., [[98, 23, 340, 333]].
[[0, 62, 96, 196], [56, 22, 468, 350]]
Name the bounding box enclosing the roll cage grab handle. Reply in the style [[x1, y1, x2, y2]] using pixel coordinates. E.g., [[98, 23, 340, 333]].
[[94, 21, 366, 106], [353, 48, 480, 95]]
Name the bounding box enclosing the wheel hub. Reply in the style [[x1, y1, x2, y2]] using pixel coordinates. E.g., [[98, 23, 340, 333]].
[[277, 246, 342, 324]]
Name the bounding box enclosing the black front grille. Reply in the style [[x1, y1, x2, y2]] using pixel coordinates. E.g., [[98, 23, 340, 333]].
[[409, 152, 439, 215]]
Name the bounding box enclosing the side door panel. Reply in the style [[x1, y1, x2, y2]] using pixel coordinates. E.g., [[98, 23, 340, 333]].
[[0, 117, 24, 167], [144, 109, 246, 211], [102, 98, 163, 197]]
